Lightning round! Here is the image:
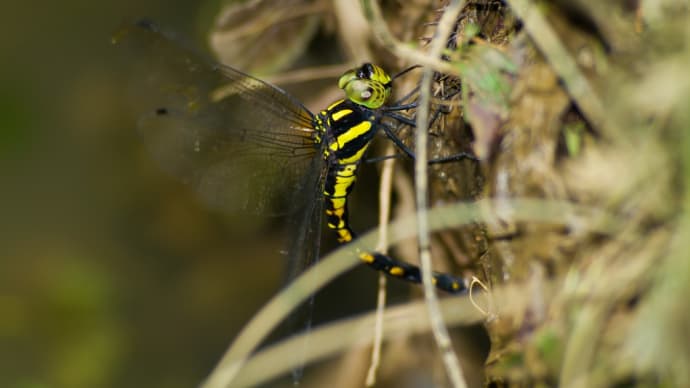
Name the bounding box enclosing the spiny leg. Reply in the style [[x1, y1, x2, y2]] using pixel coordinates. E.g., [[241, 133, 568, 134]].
[[379, 122, 479, 165]]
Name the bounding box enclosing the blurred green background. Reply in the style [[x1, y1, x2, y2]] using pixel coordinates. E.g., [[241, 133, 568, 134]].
[[0, 1, 388, 387]]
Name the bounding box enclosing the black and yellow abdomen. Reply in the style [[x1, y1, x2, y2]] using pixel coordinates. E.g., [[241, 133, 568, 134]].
[[320, 99, 378, 244]]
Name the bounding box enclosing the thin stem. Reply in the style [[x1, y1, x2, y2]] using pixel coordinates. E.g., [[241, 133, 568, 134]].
[[414, 1, 468, 388], [360, 0, 464, 76], [366, 144, 396, 386]]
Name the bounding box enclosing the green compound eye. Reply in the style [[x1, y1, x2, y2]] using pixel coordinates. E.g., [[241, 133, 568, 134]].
[[338, 63, 392, 109]]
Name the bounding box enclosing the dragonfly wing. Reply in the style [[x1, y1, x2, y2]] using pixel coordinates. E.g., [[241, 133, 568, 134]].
[[283, 154, 327, 282], [116, 21, 318, 214], [279, 153, 326, 381]]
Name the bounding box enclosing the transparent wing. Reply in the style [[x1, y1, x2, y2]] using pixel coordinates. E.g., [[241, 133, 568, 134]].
[[277, 155, 326, 381], [284, 156, 327, 282], [115, 21, 319, 214]]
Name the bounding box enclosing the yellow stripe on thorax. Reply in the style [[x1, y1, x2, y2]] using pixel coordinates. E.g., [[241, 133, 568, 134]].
[[337, 120, 371, 147], [330, 108, 352, 122], [328, 120, 372, 152]]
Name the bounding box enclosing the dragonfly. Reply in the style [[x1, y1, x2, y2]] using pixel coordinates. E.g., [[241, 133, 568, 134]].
[[115, 20, 474, 295]]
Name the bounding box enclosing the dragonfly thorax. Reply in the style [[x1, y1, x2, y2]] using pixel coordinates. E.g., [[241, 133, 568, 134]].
[[318, 99, 378, 164]]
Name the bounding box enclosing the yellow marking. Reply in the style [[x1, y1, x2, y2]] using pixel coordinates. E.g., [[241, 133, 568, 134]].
[[371, 64, 392, 84], [432, 278, 438, 285], [337, 168, 355, 177], [371, 83, 389, 107], [389, 267, 404, 277], [331, 185, 348, 199], [328, 197, 346, 209], [342, 165, 357, 174], [327, 99, 344, 111], [331, 109, 352, 122], [335, 121, 372, 149], [325, 207, 345, 218], [337, 229, 352, 242], [333, 173, 355, 188], [359, 253, 375, 263], [452, 282, 460, 291], [328, 203, 346, 228], [332, 176, 355, 198], [339, 143, 370, 164]]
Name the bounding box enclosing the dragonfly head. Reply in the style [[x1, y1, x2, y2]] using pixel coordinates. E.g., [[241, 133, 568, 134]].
[[338, 63, 392, 109]]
